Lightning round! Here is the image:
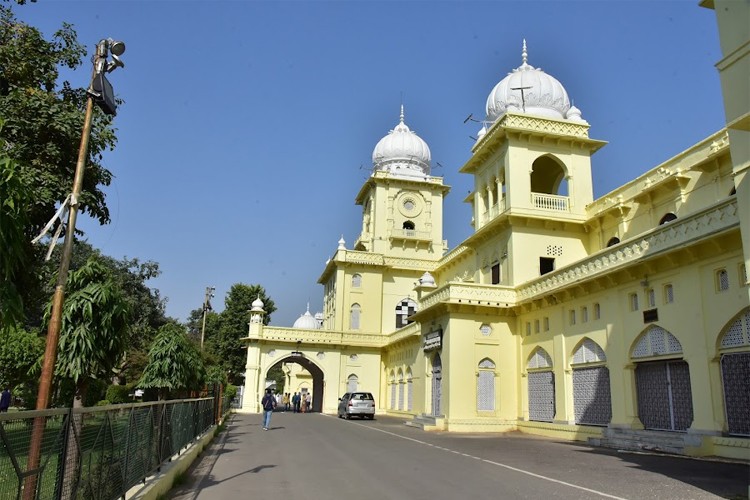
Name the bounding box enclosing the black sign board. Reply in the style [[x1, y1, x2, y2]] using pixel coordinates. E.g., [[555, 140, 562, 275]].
[[91, 73, 117, 116]]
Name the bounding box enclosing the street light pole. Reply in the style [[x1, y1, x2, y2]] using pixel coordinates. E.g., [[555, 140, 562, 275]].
[[24, 38, 125, 500], [201, 286, 216, 350]]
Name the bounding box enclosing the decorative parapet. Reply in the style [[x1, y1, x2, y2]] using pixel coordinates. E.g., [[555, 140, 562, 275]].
[[340, 251, 384, 266], [385, 321, 421, 346], [502, 113, 591, 138], [420, 282, 518, 310], [588, 128, 729, 216], [383, 256, 436, 272], [518, 198, 739, 300], [257, 326, 386, 348], [436, 245, 473, 270]]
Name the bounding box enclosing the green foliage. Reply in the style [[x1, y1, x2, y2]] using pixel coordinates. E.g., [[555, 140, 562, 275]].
[[0, 120, 32, 327], [105, 383, 135, 404], [213, 284, 276, 384], [139, 322, 206, 397], [204, 364, 227, 386], [51, 256, 130, 385], [224, 384, 238, 401], [0, 324, 43, 387], [0, 6, 121, 330], [0, 6, 117, 231], [95, 400, 111, 406]]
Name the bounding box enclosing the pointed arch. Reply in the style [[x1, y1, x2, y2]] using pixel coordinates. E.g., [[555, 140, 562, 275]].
[[571, 338, 607, 365], [527, 347, 553, 369], [347, 373, 358, 393], [718, 307, 750, 349], [631, 325, 683, 359], [659, 212, 678, 225], [478, 358, 496, 369], [406, 367, 414, 411]]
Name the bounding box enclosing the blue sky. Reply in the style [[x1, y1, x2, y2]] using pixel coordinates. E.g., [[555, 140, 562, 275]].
[[16, 1, 725, 327]]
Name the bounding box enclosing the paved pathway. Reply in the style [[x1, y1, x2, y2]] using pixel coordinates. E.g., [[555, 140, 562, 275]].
[[170, 412, 749, 500]]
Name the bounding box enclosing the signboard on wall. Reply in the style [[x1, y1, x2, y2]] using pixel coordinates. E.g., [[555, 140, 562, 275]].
[[423, 328, 443, 352]]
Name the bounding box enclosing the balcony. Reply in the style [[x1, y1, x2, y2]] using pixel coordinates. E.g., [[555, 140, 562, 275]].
[[480, 198, 506, 225], [532, 192, 569, 212], [390, 228, 432, 241]]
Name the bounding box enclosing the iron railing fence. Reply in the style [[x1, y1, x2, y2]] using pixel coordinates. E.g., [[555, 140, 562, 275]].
[[0, 397, 218, 500]]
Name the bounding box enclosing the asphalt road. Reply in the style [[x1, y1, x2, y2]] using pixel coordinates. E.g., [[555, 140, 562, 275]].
[[170, 412, 749, 500]]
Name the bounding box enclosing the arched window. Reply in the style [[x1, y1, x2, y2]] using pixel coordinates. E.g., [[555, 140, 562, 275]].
[[659, 213, 677, 225], [570, 339, 611, 425], [632, 325, 683, 358], [527, 347, 554, 422], [530, 155, 568, 196], [395, 298, 417, 329], [352, 274, 362, 288], [718, 308, 750, 435], [477, 358, 496, 411], [389, 370, 396, 410], [606, 237, 620, 247], [403, 220, 415, 230], [347, 374, 358, 393], [350, 304, 361, 330]]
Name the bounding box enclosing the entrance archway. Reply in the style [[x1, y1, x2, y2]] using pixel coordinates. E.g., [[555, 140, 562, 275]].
[[268, 356, 325, 413]]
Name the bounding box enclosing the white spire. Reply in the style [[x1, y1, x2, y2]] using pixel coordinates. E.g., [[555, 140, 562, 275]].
[[522, 39, 528, 65], [400, 104, 405, 124]]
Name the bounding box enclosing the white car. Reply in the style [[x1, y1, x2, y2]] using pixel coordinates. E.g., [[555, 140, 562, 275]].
[[337, 392, 375, 419]]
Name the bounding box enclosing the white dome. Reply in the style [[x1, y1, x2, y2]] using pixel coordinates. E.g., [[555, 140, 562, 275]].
[[293, 306, 320, 329], [419, 271, 436, 287], [372, 106, 431, 177], [486, 40, 572, 122], [251, 296, 264, 312]]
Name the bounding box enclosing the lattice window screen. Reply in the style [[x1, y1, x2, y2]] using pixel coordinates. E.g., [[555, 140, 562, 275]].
[[477, 370, 495, 411], [347, 375, 358, 393], [572, 339, 606, 365], [390, 383, 396, 410], [720, 310, 750, 348], [398, 380, 405, 410], [407, 380, 413, 411], [528, 348, 552, 369], [632, 326, 683, 358]]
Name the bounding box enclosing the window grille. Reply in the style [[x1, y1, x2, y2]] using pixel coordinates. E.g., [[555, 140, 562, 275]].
[[720, 310, 750, 348], [594, 303, 601, 320], [526, 322, 531, 336], [534, 319, 540, 333], [572, 338, 607, 364], [528, 348, 553, 369], [352, 274, 362, 288], [543, 317, 550, 331], [569, 309, 576, 325], [630, 293, 639, 311], [647, 288, 656, 308], [632, 325, 683, 358], [350, 304, 361, 330], [717, 269, 730, 292], [664, 284, 674, 304], [581, 306, 588, 323], [347, 374, 358, 393]]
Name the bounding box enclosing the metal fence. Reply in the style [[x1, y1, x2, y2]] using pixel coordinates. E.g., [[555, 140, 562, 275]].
[[0, 397, 228, 500]]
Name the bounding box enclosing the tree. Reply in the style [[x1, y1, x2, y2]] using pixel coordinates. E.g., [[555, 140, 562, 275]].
[[0, 325, 43, 389], [0, 5, 120, 328], [50, 256, 130, 408], [0, 121, 32, 327], [139, 322, 206, 399], [214, 284, 276, 384]]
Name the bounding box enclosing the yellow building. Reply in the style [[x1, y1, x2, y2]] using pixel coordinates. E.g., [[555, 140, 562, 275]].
[[242, 2, 749, 460]]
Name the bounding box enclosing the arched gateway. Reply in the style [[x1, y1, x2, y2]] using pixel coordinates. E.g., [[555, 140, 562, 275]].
[[269, 355, 324, 413]]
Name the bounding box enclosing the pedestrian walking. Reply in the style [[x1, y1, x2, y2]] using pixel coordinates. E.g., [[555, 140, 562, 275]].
[[292, 392, 300, 413], [301, 393, 308, 413], [261, 389, 276, 430], [0, 387, 10, 412], [283, 392, 290, 411], [305, 393, 312, 413]]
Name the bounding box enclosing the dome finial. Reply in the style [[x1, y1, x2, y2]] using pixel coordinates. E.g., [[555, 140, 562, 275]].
[[400, 104, 405, 124], [522, 39, 528, 65]]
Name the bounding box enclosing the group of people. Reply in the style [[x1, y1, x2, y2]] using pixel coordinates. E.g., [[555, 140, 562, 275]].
[[260, 389, 312, 430]]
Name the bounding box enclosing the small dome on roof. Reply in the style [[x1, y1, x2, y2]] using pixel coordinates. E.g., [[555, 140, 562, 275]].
[[251, 296, 265, 312], [293, 305, 320, 329], [372, 105, 431, 177], [419, 271, 437, 287], [485, 40, 573, 123]]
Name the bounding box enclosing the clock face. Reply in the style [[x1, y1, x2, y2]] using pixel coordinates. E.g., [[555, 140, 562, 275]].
[[397, 192, 423, 216]]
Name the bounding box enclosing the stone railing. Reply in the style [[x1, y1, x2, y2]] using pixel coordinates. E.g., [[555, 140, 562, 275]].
[[480, 199, 506, 225], [502, 113, 591, 138], [531, 192, 569, 212], [340, 250, 384, 266], [420, 282, 518, 310], [517, 197, 739, 300], [259, 326, 386, 347], [390, 228, 432, 240]]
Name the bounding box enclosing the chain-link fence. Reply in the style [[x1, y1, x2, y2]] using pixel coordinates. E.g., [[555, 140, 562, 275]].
[[0, 397, 220, 500]]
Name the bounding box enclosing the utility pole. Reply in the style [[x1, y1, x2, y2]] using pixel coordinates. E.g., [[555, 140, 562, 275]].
[[24, 38, 125, 500], [201, 286, 216, 350]]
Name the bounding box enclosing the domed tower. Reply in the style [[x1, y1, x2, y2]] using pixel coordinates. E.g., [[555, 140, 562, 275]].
[[461, 41, 607, 285], [354, 106, 450, 257]]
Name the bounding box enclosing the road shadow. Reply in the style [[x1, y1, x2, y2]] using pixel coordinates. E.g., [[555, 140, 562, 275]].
[[562, 441, 749, 499]]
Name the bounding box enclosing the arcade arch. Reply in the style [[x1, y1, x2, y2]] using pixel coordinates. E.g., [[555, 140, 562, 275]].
[[268, 355, 325, 413]]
